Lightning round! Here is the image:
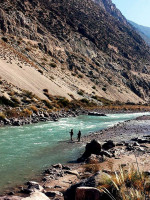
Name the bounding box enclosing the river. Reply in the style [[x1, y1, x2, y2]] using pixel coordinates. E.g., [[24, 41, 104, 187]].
[[0, 112, 150, 194]]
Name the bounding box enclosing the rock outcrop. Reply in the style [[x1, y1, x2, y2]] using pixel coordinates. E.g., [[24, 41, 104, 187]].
[[77, 140, 102, 162]]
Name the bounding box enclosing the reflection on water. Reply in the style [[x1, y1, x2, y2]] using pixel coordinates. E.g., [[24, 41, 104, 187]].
[[0, 112, 149, 193]]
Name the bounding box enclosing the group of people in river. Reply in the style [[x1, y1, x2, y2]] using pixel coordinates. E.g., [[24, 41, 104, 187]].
[[69, 129, 81, 142]]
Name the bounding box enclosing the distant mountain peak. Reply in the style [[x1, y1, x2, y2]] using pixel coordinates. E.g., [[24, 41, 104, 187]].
[[92, 0, 127, 24]]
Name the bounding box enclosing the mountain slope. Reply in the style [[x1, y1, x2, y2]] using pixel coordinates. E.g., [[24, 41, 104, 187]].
[[129, 20, 150, 46], [0, 0, 150, 109]]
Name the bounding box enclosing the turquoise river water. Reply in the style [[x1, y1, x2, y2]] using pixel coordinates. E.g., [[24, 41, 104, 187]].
[[0, 112, 150, 194]]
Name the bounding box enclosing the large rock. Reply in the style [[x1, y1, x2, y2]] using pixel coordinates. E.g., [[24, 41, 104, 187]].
[[102, 140, 115, 150], [64, 171, 111, 200], [88, 112, 106, 116], [0, 197, 22, 200], [22, 191, 49, 200], [26, 181, 44, 193], [45, 191, 63, 197], [77, 140, 101, 162], [86, 154, 104, 164], [75, 187, 110, 200]]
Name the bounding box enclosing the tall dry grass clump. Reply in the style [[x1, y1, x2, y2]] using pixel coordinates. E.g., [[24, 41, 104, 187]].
[[97, 165, 150, 200]]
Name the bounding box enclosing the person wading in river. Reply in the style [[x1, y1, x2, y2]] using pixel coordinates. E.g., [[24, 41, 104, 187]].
[[77, 130, 81, 142], [70, 129, 73, 141]]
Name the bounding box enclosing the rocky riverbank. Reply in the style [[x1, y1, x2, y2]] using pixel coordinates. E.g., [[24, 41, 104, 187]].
[[0, 115, 150, 200], [0, 107, 149, 127], [0, 109, 88, 127]]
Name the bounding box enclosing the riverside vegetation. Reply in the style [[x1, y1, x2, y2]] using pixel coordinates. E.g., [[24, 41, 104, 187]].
[[0, 79, 150, 126]]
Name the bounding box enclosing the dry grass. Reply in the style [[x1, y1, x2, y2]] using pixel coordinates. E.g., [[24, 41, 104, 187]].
[[83, 163, 101, 174], [30, 105, 38, 113], [0, 112, 6, 120], [97, 166, 150, 200]]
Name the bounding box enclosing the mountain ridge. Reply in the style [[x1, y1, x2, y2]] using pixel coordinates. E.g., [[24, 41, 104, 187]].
[[129, 20, 150, 46], [0, 0, 150, 111]]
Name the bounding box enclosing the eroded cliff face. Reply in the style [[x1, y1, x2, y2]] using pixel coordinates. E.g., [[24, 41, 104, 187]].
[[0, 0, 150, 104]]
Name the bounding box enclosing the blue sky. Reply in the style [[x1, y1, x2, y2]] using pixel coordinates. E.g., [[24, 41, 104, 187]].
[[112, 0, 150, 27]]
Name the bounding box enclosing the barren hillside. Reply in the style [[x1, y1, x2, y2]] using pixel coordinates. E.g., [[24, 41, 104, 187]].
[[0, 0, 150, 112]]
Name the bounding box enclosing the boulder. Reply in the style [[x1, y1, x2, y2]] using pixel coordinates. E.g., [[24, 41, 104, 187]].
[[75, 187, 110, 200], [86, 154, 104, 164], [0, 197, 22, 200], [52, 163, 62, 169], [77, 140, 101, 162], [131, 137, 149, 144], [64, 171, 111, 200], [22, 191, 49, 200], [64, 170, 79, 177], [100, 150, 113, 158], [102, 140, 115, 150], [126, 144, 135, 151], [88, 112, 106, 116], [26, 181, 44, 192], [45, 191, 63, 197], [3, 118, 11, 125]]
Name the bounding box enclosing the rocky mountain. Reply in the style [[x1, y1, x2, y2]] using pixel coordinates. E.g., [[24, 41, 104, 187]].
[[0, 0, 150, 112], [129, 20, 150, 46], [93, 0, 127, 24]]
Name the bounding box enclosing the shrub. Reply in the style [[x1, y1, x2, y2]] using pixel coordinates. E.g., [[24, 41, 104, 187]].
[[83, 164, 100, 173], [97, 166, 150, 200], [1, 37, 8, 43], [77, 90, 84, 96], [42, 57, 47, 62], [11, 96, 20, 105], [38, 69, 43, 74], [0, 96, 17, 107], [0, 112, 6, 120], [43, 92, 54, 101], [22, 97, 31, 104], [8, 91, 15, 96], [42, 100, 53, 109], [5, 109, 19, 118], [43, 89, 49, 93], [30, 105, 38, 113], [78, 74, 83, 78], [57, 97, 70, 107], [25, 47, 31, 52], [80, 98, 89, 104], [21, 108, 32, 117], [50, 63, 57, 68], [102, 87, 107, 92], [92, 85, 96, 90], [72, 73, 76, 76], [23, 90, 34, 99]]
